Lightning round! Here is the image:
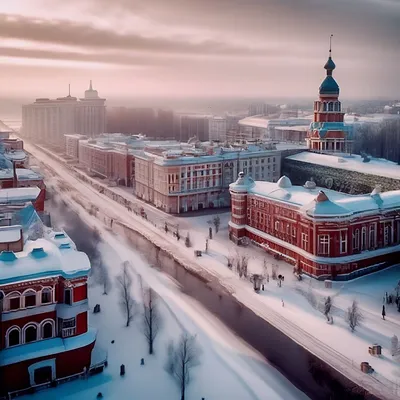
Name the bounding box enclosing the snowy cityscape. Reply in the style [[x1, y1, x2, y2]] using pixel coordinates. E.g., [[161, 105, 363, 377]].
[[0, 1, 400, 400]]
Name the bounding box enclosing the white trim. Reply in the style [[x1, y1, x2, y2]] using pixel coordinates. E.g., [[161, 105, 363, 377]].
[[22, 322, 39, 344], [40, 318, 55, 339], [5, 325, 21, 348], [28, 358, 56, 385]]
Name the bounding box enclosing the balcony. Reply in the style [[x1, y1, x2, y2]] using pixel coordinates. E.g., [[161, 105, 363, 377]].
[[61, 327, 76, 338]]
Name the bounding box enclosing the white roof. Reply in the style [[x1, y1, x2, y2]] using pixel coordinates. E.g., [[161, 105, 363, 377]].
[[230, 175, 400, 218], [286, 152, 400, 180], [0, 225, 21, 243], [0, 187, 40, 202], [4, 150, 27, 161], [0, 234, 90, 285]]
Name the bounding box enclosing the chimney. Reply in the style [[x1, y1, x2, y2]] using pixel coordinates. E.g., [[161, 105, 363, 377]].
[[12, 161, 17, 188]]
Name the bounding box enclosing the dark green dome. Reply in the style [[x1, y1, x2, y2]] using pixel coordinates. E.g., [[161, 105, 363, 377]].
[[324, 57, 336, 71], [319, 76, 339, 95]]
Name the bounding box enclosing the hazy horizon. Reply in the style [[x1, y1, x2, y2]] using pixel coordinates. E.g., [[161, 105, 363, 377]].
[[0, 0, 399, 104]]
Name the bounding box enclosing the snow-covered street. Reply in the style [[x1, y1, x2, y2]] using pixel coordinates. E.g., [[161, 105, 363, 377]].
[[24, 140, 400, 399], [22, 186, 306, 399]]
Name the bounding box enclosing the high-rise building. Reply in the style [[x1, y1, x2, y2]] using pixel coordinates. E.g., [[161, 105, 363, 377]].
[[248, 102, 268, 117], [21, 82, 106, 147], [178, 114, 210, 142], [209, 117, 227, 142]]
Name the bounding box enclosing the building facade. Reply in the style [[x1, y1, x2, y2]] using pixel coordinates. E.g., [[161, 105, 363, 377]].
[[135, 144, 282, 213], [0, 225, 97, 395], [306, 50, 353, 153], [209, 117, 227, 142], [21, 82, 106, 147], [178, 114, 210, 142], [78, 139, 133, 186], [229, 175, 400, 280]]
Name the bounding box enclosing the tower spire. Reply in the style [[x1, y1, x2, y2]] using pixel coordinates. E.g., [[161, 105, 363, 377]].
[[329, 34, 333, 57], [68, 83, 71, 97], [89, 80, 93, 90]]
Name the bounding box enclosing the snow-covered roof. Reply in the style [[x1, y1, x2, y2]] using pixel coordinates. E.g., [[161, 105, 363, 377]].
[[4, 150, 27, 161], [286, 152, 400, 180], [0, 187, 40, 203], [230, 175, 400, 218], [0, 234, 90, 285], [0, 225, 22, 243]]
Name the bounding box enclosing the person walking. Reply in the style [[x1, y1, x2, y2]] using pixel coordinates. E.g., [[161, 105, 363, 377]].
[[382, 305, 386, 320]]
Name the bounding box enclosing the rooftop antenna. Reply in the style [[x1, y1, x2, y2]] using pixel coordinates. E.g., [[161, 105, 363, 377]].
[[89, 80, 93, 90], [329, 34, 333, 57], [68, 83, 71, 97]]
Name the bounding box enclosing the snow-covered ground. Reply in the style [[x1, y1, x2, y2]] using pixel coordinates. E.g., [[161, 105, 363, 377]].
[[24, 141, 400, 399], [24, 192, 306, 400]]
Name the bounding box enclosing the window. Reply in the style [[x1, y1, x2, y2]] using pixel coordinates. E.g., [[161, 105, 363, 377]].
[[352, 229, 359, 250], [318, 235, 330, 255], [42, 321, 54, 339], [369, 224, 376, 248], [59, 317, 76, 338], [7, 327, 20, 347], [24, 325, 38, 343], [275, 221, 280, 231], [9, 296, 20, 311], [340, 231, 347, 254], [64, 288, 72, 305], [301, 233, 308, 250], [328, 102, 334, 111], [361, 227, 367, 250], [286, 224, 290, 235], [292, 227, 297, 237], [384, 225, 392, 246], [24, 290, 36, 308]]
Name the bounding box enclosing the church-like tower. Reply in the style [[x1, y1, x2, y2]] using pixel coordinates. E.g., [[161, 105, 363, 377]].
[[306, 37, 353, 153]]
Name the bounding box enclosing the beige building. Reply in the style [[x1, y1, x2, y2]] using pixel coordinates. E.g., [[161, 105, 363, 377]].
[[22, 82, 106, 147], [135, 143, 282, 214]]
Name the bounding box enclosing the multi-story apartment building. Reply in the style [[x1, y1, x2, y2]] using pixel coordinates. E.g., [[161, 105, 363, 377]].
[[248, 102, 268, 117], [78, 139, 133, 186], [0, 224, 99, 394], [64, 134, 88, 160], [229, 174, 400, 280], [21, 82, 106, 147], [178, 114, 210, 142], [209, 117, 227, 142], [134, 143, 282, 213]]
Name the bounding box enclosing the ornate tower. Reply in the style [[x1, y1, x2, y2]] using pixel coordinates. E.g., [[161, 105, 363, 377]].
[[306, 36, 353, 153]]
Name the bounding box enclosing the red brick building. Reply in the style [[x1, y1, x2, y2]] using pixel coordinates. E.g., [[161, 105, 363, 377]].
[[0, 226, 102, 395], [229, 173, 400, 280]]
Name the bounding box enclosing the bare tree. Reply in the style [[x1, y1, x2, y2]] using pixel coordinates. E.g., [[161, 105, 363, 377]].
[[185, 232, 192, 248], [165, 333, 202, 400], [271, 264, 279, 280], [346, 300, 363, 332], [116, 262, 135, 327], [241, 254, 249, 278], [98, 260, 111, 295], [142, 288, 162, 355], [324, 296, 333, 323], [213, 215, 221, 234], [225, 254, 235, 270]]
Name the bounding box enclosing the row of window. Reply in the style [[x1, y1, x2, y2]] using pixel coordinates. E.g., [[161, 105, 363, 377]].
[[1, 288, 54, 312], [314, 101, 342, 112], [6, 319, 55, 348]]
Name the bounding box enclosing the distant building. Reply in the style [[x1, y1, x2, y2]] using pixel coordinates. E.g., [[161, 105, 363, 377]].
[[209, 117, 227, 142], [21, 82, 106, 147], [229, 174, 400, 280], [64, 134, 88, 160], [178, 114, 210, 142], [248, 103, 268, 117], [156, 109, 175, 139], [306, 50, 353, 153]]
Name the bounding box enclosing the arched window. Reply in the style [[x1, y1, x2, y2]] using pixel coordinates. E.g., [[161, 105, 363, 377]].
[[328, 102, 334, 111], [7, 326, 21, 347], [24, 324, 38, 343], [323, 102, 327, 111], [23, 289, 37, 308], [41, 320, 54, 339], [6, 291, 21, 311], [334, 102, 339, 111], [41, 288, 52, 304]]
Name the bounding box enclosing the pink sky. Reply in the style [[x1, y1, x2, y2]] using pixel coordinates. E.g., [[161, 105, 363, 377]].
[[0, 0, 399, 101]]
